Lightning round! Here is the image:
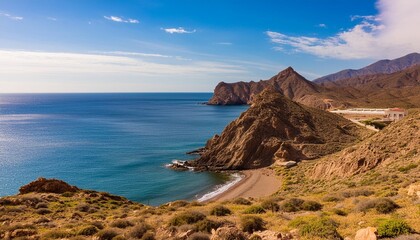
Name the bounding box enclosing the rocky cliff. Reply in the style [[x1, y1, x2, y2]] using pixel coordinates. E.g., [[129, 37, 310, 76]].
[[207, 67, 336, 109], [311, 110, 420, 179], [192, 89, 368, 170]]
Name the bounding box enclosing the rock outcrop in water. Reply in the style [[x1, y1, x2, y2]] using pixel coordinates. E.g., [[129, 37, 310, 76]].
[[192, 89, 368, 170]]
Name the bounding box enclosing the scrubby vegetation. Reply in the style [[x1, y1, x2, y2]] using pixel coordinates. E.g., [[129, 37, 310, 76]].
[[377, 218, 413, 238], [243, 205, 266, 214], [210, 205, 231, 216], [289, 216, 341, 239], [240, 216, 265, 233]]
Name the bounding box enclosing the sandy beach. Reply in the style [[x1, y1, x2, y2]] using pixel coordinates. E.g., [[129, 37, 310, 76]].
[[206, 167, 281, 202]]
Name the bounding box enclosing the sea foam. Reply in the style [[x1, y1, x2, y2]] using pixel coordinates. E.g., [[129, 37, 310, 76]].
[[197, 173, 243, 202]]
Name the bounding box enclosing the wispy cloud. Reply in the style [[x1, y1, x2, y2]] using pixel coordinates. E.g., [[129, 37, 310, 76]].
[[163, 27, 196, 34], [216, 42, 233, 45], [0, 12, 23, 21], [317, 23, 327, 28], [266, 0, 420, 59], [104, 16, 139, 24], [47, 17, 57, 21]]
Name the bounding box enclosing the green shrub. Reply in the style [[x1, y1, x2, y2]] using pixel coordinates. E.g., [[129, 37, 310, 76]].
[[377, 219, 412, 238], [241, 216, 265, 234], [129, 222, 151, 239], [44, 230, 75, 239], [36, 208, 52, 215], [110, 220, 134, 229], [169, 211, 206, 226], [210, 205, 231, 216], [301, 201, 322, 211], [62, 191, 75, 197], [96, 229, 119, 240], [140, 231, 155, 240], [188, 232, 210, 240], [194, 219, 222, 233], [280, 198, 304, 212], [77, 225, 98, 236], [35, 202, 48, 209], [261, 199, 280, 212], [332, 208, 347, 216], [322, 195, 342, 202], [398, 164, 418, 173], [355, 198, 399, 213], [243, 205, 266, 214], [341, 189, 374, 198], [232, 197, 251, 205], [289, 216, 341, 239]]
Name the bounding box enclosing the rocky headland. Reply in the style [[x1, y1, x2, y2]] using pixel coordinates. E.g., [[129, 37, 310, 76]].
[[192, 89, 368, 170]]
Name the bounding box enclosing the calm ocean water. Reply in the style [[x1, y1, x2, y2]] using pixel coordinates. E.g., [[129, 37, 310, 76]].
[[0, 93, 247, 205]]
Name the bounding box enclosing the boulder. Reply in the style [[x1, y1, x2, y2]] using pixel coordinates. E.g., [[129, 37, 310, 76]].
[[355, 227, 377, 240], [210, 226, 247, 240], [19, 178, 79, 194]]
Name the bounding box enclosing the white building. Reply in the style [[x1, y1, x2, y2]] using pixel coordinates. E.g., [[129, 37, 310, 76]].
[[384, 108, 408, 121]]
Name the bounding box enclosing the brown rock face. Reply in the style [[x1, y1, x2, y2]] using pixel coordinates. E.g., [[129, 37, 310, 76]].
[[312, 110, 420, 179], [208, 67, 336, 109], [19, 177, 79, 194], [193, 90, 367, 170]]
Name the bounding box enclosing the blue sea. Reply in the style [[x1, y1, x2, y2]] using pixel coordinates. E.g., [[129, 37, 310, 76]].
[[0, 93, 247, 205]]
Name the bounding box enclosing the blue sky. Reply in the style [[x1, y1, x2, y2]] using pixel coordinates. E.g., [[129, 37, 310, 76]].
[[0, 0, 419, 92]]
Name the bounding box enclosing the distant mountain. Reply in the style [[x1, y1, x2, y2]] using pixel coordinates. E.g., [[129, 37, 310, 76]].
[[193, 89, 367, 170], [314, 52, 420, 84], [208, 67, 340, 109], [323, 65, 420, 108]]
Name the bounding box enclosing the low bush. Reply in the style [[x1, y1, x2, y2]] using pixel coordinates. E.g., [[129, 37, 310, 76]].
[[332, 208, 347, 216], [110, 219, 134, 229], [355, 198, 399, 213], [169, 211, 206, 226], [243, 205, 266, 214], [35, 202, 48, 209], [194, 219, 223, 233], [289, 216, 341, 239], [322, 195, 342, 202], [210, 205, 231, 216], [261, 199, 280, 212], [301, 200, 322, 211], [188, 232, 210, 240], [232, 197, 251, 205], [249, 235, 263, 240], [129, 222, 151, 239], [36, 208, 52, 215], [398, 163, 418, 173], [44, 230, 75, 239], [241, 216, 265, 234], [140, 231, 155, 240], [280, 198, 304, 212], [96, 229, 119, 240], [340, 189, 374, 198], [377, 219, 412, 238], [77, 225, 98, 236], [76, 204, 90, 212], [169, 200, 189, 208]]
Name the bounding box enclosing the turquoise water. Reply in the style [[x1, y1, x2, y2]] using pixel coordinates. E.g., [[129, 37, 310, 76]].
[[0, 93, 247, 205]]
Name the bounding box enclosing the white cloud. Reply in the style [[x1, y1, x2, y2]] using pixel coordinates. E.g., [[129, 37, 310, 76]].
[[0, 50, 245, 75], [0, 12, 23, 21], [317, 23, 327, 28], [47, 17, 57, 21], [104, 16, 139, 24], [216, 42, 233, 45], [163, 27, 196, 34], [267, 0, 420, 59]]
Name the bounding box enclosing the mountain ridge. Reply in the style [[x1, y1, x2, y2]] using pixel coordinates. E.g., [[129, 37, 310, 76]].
[[314, 52, 420, 84]]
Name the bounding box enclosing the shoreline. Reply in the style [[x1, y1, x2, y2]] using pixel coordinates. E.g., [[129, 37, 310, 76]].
[[199, 167, 281, 202]]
